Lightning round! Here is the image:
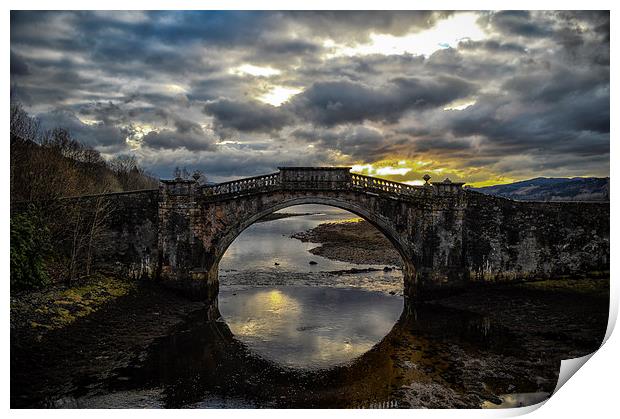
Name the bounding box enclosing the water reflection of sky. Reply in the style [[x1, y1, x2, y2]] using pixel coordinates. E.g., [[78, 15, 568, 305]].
[[219, 287, 403, 369], [218, 205, 404, 368], [219, 204, 395, 274]]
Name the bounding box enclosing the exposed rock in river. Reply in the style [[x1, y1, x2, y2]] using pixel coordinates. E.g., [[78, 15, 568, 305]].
[[291, 220, 403, 267]]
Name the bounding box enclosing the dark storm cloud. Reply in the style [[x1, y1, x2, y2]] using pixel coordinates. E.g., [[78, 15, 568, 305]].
[[485, 11, 554, 38], [457, 39, 527, 54], [204, 99, 294, 134], [502, 66, 608, 105], [78, 101, 128, 126], [292, 125, 391, 160], [412, 137, 476, 153], [10, 51, 30, 75], [10, 11, 609, 180], [288, 76, 476, 127], [141, 129, 215, 152], [37, 109, 128, 152], [202, 73, 476, 134], [174, 117, 203, 134], [428, 87, 609, 159], [286, 11, 452, 43], [141, 114, 216, 151]]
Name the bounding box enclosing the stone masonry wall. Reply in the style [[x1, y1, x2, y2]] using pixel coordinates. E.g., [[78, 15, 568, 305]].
[[463, 191, 609, 282], [11, 189, 160, 281], [80, 190, 160, 279]]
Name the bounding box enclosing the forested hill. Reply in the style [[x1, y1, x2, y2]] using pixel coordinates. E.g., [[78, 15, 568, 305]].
[[468, 177, 610, 202], [10, 103, 158, 203]]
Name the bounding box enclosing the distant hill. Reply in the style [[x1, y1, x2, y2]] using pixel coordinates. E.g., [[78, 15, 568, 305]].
[[468, 177, 609, 202]]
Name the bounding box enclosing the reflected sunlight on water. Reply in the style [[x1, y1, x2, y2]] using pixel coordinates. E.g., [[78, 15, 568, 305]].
[[219, 286, 402, 369]]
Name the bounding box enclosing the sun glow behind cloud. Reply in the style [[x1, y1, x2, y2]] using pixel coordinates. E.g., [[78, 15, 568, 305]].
[[352, 162, 418, 178], [325, 13, 486, 58], [349, 159, 523, 188], [230, 64, 281, 77], [258, 86, 302, 106], [165, 84, 188, 94], [375, 166, 412, 176], [443, 99, 477, 111], [124, 124, 158, 150]]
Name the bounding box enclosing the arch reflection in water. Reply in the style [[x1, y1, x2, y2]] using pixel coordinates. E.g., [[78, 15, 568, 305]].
[[219, 287, 403, 369], [101, 302, 553, 409], [217, 204, 407, 368]]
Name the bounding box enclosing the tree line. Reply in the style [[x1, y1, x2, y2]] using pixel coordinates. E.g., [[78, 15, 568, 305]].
[[11, 102, 158, 202], [10, 102, 158, 291]]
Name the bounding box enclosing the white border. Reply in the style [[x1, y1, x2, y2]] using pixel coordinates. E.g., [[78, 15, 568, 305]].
[[3, 2, 617, 418]]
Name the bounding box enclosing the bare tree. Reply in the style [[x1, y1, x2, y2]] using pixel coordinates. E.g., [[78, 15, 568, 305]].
[[85, 196, 113, 276], [10, 102, 40, 143], [41, 128, 86, 162], [68, 204, 84, 284]]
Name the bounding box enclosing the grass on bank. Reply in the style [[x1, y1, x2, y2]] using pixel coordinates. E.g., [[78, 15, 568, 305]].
[[11, 275, 136, 335], [515, 275, 609, 298]]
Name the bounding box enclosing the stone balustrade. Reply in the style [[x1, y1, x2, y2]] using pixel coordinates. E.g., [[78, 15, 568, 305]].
[[201, 167, 435, 199], [202, 172, 280, 196], [350, 173, 427, 197]]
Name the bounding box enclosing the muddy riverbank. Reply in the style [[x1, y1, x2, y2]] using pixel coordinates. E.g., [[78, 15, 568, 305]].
[[291, 219, 403, 267], [11, 278, 205, 408], [10, 273, 608, 408]]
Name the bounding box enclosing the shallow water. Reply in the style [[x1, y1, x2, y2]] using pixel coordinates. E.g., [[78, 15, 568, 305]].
[[219, 204, 395, 274], [219, 287, 403, 369], [76, 298, 524, 409], [218, 205, 405, 368]]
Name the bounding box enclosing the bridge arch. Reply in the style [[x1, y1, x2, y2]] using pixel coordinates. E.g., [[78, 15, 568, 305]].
[[198, 192, 419, 311], [214, 195, 413, 271]]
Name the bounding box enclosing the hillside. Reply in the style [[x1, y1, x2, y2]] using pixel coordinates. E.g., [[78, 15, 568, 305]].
[[468, 177, 609, 202], [10, 103, 158, 202]]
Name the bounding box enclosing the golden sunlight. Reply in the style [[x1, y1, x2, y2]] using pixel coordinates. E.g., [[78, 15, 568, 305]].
[[404, 180, 425, 186], [375, 166, 412, 176], [350, 159, 520, 188]]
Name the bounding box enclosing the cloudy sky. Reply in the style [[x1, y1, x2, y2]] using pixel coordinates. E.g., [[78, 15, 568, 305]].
[[10, 11, 609, 185]]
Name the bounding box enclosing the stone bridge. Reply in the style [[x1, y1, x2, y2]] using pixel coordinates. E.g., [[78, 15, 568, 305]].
[[51, 167, 609, 310], [158, 167, 470, 303]]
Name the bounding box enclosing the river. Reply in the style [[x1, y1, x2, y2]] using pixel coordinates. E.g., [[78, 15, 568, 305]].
[[27, 204, 607, 409], [218, 204, 405, 369]]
